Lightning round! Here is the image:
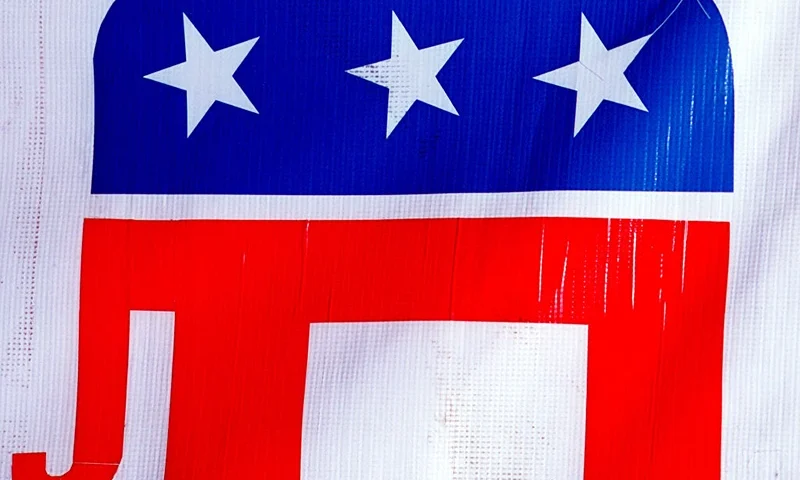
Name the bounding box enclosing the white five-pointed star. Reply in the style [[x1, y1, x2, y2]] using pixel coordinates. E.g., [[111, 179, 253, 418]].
[[347, 12, 463, 138], [144, 14, 259, 137], [534, 14, 651, 137]]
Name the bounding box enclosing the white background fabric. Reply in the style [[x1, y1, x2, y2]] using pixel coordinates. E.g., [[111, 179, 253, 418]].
[[302, 322, 588, 479], [1, 0, 799, 477]]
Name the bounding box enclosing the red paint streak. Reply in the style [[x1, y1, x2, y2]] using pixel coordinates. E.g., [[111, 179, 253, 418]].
[[2, 0, 47, 388]]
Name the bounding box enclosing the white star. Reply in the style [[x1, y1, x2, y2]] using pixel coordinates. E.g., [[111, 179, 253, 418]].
[[144, 14, 259, 137], [347, 12, 463, 138], [534, 14, 651, 137]]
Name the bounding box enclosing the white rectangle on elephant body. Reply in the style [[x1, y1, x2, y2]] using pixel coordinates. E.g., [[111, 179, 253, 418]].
[[301, 321, 588, 480]]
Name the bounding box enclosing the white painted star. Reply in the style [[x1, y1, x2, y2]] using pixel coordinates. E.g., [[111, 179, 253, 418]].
[[347, 12, 463, 138], [534, 14, 651, 137], [144, 14, 259, 137]]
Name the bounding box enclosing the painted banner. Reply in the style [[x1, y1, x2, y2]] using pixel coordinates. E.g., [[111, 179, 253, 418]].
[[2, 0, 742, 478]]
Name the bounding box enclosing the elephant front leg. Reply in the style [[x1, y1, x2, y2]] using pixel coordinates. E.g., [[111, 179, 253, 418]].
[[13, 310, 175, 480]]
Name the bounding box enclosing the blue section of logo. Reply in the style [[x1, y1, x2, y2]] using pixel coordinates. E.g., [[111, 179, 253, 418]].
[[91, 0, 733, 194]]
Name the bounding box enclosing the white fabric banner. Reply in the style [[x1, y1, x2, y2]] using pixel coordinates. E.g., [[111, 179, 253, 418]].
[[1, 0, 799, 477]]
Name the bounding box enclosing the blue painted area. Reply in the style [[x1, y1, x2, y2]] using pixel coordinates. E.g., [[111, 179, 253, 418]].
[[91, 0, 733, 194]]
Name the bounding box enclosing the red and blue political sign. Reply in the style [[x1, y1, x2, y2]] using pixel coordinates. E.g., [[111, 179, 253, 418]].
[[12, 0, 733, 479]]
